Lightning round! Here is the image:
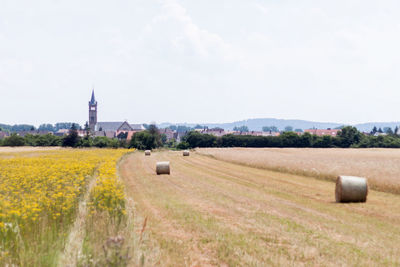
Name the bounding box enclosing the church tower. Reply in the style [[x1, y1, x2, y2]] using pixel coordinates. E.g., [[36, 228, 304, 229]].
[[88, 89, 97, 131]]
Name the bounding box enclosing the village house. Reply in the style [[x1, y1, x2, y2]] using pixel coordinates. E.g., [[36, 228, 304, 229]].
[[240, 131, 281, 137], [159, 128, 175, 141], [54, 129, 70, 136], [17, 130, 53, 137], [195, 128, 281, 137], [304, 129, 339, 137], [196, 128, 226, 137], [0, 131, 9, 139]]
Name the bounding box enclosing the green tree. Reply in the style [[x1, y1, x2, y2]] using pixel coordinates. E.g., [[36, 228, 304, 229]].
[[84, 122, 90, 137], [3, 133, 25, 146], [383, 127, 393, 135], [270, 126, 279, 132], [194, 124, 204, 129], [233, 126, 249, 132], [62, 124, 80, 147], [314, 135, 333, 148], [161, 134, 167, 144], [79, 137, 93, 147], [55, 122, 81, 131], [262, 126, 280, 132], [109, 138, 120, 148], [183, 131, 217, 148], [168, 125, 177, 131], [176, 141, 189, 149], [38, 124, 55, 132], [129, 125, 162, 150], [262, 126, 271, 132], [93, 136, 109, 148], [148, 124, 162, 147], [176, 125, 192, 132], [284, 126, 293, 132], [336, 126, 362, 148], [298, 132, 312, 147], [281, 131, 299, 147]]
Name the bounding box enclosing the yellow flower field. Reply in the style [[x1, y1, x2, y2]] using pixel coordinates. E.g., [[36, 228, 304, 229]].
[[0, 148, 131, 265]]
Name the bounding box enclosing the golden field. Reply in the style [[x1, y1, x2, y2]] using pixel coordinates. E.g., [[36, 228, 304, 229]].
[[0, 148, 131, 266], [121, 150, 400, 266], [197, 147, 400, 194]]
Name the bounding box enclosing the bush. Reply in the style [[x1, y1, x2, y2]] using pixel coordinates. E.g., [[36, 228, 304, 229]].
[[3, 133, 25, 146], [93, 137, 110, 148], [62, 125, 80, 147], [176, 141, 189, 150], [183, 131, 217, 148], [79, 137, 93, 147], [129, 127, 162, 150]]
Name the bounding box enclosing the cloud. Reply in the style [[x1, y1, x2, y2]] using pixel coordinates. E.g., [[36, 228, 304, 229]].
[[253, 3, 269, 15], [159, 0, 241, 61]]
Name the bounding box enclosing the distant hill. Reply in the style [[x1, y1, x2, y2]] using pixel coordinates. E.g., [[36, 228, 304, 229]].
[[353, 122, 400, 132], [158, 118, 400, 132]]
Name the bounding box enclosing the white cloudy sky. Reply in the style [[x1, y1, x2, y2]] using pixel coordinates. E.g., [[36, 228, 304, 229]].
[[1, 0, 400, 126]]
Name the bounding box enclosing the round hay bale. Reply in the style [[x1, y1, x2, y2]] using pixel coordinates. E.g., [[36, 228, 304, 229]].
[[144, 150, 151, 156], [183, 150, 190, 156], [156, 161, 170, 175], [335, 176, 368, 203]]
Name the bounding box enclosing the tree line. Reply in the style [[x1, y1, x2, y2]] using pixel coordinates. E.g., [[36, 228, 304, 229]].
[[0, 124, 167, 149], [179, 126, 400, 149], [3, 125, 400, 149], [0, 122, 82, 133]]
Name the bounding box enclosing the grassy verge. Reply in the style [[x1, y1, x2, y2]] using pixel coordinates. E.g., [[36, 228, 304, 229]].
[[79, 152, 135, 266]]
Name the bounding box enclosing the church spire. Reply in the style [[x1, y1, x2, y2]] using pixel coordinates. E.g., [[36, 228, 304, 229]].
[[89, 89, 98, 131], [90, 89, 96, 105]]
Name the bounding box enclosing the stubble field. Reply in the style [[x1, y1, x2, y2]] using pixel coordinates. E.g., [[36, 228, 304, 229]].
[[197, 147, 400, 194], [121, 149, 400, 266]]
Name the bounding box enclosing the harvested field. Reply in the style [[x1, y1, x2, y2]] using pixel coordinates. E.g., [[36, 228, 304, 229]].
[[197, 148, 400, 194], [120, 150, 400, 266], [0, 146, 61, 153]]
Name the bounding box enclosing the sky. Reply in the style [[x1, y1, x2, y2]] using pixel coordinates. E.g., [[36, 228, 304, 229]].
[[1, 0, 400, 126]]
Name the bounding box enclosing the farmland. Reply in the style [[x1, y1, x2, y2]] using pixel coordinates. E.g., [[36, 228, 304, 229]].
[[2, 147, 400, 266], [0, 148, 131, 266], [121, 149, 400, 266], [198, 147, 400, 194]]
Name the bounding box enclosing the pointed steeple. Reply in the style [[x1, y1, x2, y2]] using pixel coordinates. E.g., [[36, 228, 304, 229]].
[[89, 88, 98, 131], [90, 89, 96, 105]]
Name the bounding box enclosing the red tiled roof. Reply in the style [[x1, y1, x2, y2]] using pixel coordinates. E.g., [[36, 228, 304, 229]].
[[304, 129, 339, 136]]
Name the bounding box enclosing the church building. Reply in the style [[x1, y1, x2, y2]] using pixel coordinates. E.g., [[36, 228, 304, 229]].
[[88, 90, 145, 138]]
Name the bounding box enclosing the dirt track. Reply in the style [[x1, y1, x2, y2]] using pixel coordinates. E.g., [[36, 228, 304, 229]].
[[120, 150, 400, 266]]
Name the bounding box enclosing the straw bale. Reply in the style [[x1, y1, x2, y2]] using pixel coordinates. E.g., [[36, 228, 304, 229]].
[[335, 176, 368, 203]]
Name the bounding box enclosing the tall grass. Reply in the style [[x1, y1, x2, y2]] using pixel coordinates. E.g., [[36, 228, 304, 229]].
[[0, 149, 130, 266], [79, 152, 135, 266]]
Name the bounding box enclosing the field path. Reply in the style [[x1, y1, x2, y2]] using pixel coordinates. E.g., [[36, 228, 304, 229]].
[[120, 151, 400, 266], [58, 173, 97, 267]]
